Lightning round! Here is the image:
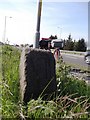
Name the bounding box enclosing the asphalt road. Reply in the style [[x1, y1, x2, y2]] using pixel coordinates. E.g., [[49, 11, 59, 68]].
[[61, 53, 88, 69]]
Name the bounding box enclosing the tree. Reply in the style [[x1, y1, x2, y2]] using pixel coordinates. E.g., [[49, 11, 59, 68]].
[[75, 38, 86, 52], [68, 34, 72, 41], [54, 35, 58, 39], [63, 34, 74, 51], [49, 35, 58, 40]]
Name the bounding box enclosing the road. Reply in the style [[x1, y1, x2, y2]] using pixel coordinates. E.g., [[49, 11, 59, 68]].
[[61, 52, 90, 83], [61, 53, 88, 69]]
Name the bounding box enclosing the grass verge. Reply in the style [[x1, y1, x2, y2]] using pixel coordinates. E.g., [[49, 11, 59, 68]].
[[63, 62, 88, 72], [1, 45, 21, 118], [1, 45, 90, 119], [61, 50, 85, 56]]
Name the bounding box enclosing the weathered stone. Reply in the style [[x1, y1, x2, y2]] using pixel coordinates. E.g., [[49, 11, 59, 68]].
[[19, 48, 57, 104]]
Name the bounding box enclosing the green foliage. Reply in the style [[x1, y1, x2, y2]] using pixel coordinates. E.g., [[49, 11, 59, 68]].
[[63, 34, 74, 51], [56, 60, 90, 98], [1, 45, 90, 119], [63, 34, 87, 51], [27, 95, 90, 119], [49, 35, 58, 40], [75, 38, 86, 52], [26, 60, 90, 119], [1, 45, 21, 118], [1, 100, 19, 118], [27, 99, 56, 119]]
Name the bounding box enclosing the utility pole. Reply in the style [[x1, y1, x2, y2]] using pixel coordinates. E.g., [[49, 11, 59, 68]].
[[20, 0, 57, 104], [35, 0, 42, 48], [3, 16, 12, 43], [4, 16, 6, 43]]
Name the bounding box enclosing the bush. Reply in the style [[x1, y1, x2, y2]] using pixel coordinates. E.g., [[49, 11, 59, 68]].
[[56, 60, 90, 98]]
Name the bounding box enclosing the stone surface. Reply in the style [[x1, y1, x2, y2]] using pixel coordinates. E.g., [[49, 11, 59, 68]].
[[19, 48, 57, 104]]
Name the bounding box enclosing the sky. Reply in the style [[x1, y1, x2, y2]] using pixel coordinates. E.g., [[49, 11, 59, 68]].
[[0, 0, 88, 45]]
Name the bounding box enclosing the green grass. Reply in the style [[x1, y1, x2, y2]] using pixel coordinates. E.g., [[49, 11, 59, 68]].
[[1, 45, 90, 119], [1, 45, 21, 118], [61, 50, 85, 56], [56, 60, 90, 98], [63, 62, 88, 72], [27, 95, 90, 119]]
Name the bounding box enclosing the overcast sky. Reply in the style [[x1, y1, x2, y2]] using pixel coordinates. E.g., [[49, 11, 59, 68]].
[[0, 0, 88, 45]]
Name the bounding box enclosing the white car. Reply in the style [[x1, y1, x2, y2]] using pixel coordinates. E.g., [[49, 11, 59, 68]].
[[85, 56, 90, 64], [84, 51, 90, 65]]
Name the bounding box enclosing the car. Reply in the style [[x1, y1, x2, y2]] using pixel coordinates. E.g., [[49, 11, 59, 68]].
[[51, 39, 63, 49], [84, 50, 90, 65], [85, 56, 90, 64]]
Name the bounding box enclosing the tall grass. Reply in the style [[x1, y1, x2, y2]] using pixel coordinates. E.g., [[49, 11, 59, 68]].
[[27, 95, 90, 119], [0, 45, 2, 118], [1, 45, 21, 118], [1, 45, 90, 119], [26, 60, 90, 119]]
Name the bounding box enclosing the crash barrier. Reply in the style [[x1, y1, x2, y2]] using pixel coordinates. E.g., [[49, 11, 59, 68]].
[[19, 48, 57, 104]]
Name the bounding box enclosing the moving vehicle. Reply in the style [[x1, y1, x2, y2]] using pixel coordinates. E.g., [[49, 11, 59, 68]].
[[51, 39, 63, 49], [84, 49, 90, 65]]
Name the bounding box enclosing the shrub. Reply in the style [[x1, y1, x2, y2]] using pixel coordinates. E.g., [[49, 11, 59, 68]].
[[56, 60, 90, 98]]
